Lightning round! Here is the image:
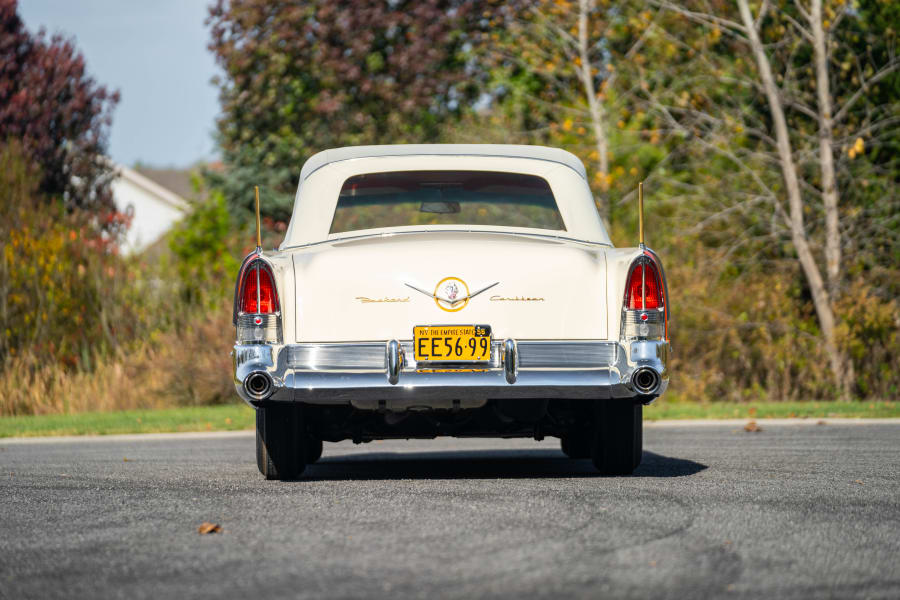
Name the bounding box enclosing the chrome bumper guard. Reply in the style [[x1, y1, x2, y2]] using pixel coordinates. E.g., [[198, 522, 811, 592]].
[[233, 338, 669, 408]]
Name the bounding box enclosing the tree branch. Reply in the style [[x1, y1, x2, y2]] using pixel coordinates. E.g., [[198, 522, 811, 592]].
[[651, 0, 747, 37], [833, 60, 900, 124]]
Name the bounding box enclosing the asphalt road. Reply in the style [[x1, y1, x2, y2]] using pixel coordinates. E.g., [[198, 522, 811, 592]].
[[1, 423, 899, 599]]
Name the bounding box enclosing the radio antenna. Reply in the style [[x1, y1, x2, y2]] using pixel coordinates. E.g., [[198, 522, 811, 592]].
[[254, 185, 262, 252], [638, 181, 645, 249]]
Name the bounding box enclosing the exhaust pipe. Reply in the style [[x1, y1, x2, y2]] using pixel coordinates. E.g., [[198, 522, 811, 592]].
[[244, 371, 274, 401], [632, 367, 661, 395]]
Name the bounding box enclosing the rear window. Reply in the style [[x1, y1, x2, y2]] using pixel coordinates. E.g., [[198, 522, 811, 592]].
[[329, 170, 566, 234]]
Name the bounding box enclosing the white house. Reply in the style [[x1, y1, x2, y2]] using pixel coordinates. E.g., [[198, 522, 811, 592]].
[[110, 165, 190, 253]]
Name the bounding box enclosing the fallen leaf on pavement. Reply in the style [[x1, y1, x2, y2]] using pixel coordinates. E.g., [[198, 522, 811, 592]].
[[817, 420, 827, 425], [197, 522, 223, 534], [744, 420, 762, 433], [123, 457, 129, 462], [853, 480, 864, 485]]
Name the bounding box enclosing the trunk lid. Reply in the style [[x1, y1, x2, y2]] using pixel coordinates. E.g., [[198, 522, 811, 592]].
[[291, 232, 608, 342]]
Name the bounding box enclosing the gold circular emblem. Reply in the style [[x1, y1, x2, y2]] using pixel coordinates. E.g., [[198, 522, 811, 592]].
[[433, 276, 469, 312]]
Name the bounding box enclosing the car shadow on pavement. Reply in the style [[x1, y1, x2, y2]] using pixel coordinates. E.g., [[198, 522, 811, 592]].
[[300, 449, 707, 481]]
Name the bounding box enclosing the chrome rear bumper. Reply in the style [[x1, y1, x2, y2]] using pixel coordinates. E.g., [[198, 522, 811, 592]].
[[233, 339, 669, 408]]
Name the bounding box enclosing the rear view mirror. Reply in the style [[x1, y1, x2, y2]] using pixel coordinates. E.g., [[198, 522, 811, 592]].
[[420, 201, 461, 214]]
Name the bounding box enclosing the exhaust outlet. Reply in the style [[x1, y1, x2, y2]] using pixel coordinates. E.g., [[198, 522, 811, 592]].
[[244, 371, 274, 400], [632, 367, 661, 395]]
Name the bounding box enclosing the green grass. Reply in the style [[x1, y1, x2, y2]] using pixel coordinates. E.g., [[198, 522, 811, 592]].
[[0, 401, 898, 438], [645, 400, 900, 420], [0, 404, 255, 438]]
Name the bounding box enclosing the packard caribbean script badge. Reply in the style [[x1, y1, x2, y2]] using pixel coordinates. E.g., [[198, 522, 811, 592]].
[[355, 296, 410, 303], [489, 295, 545, 302]]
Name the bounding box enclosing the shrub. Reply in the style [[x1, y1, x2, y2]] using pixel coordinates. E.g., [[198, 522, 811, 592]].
[[0, 143, 238, 415], [168, 190, 240, 311], [659, 242, 900, 403], [0, 143, 142, 366]]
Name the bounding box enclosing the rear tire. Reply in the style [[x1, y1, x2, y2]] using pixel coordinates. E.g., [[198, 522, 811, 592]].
[[591, 402, 642, 475], [306, 437, 323, 464], [560, 433, 591, 459], [255, 405, 307, 480]]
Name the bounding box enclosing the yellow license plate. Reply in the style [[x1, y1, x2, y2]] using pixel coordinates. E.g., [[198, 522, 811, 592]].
[[414, 325, 492, 363]]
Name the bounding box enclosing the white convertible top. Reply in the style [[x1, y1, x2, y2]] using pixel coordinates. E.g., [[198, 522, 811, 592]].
[[299, 144, 588, 182], [283, 144, 610, 247]]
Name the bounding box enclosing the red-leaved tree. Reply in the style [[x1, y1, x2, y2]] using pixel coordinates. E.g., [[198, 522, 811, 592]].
[[0, 0, 119, 213]]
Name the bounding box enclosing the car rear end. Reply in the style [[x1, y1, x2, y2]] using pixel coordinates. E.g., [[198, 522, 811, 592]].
[[231, 145, 670, 478]]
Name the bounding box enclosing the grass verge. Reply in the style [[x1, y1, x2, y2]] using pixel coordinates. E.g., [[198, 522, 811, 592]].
[[0, 404, 255, 438], [645, 400, 900, 420], [1, 401, 898, 438]]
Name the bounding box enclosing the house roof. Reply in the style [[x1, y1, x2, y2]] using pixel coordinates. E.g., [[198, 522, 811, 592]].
[[134, 167, 196, 201], [117, 166, 190, 211], [299, 144, 588, 182]]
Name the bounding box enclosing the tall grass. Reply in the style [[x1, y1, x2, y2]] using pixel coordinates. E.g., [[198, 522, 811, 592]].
[[0, 310, 234, 415], [1, 142, 241, 416]]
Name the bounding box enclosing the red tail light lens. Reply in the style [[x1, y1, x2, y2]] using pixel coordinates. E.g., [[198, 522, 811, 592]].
[[626, 263, 662, 310], [240, 262, 279, 314]]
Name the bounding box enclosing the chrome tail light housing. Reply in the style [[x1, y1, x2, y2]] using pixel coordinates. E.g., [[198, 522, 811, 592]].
[[621, 250, 669, 342], [233, 253, 282, 345]]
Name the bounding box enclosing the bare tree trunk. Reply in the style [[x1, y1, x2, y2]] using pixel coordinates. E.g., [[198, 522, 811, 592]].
[[809, 0, 842, 300], [577, 0, 610, 223], [737, 0, 849, 397]]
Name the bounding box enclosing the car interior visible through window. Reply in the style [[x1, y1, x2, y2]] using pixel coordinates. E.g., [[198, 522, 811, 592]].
[[329, 170, 567, 234]]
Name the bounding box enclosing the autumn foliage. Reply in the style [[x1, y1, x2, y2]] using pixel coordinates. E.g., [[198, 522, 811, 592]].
[[206, 0, 486, 219], [1, 0, 898, 416], [0, 143, 239, 416]]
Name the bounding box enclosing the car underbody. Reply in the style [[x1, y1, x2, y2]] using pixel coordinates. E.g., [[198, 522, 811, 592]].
[[297, 397, 648, 444], [254, 397, 645, 479]]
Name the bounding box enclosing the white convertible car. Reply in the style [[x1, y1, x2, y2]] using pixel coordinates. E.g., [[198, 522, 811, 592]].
[[232, 144, 670, 479]]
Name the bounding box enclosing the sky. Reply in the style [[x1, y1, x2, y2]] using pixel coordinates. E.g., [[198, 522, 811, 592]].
[[19, 0, 221, 168]]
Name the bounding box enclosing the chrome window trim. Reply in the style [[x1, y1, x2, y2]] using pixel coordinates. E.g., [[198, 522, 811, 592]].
[[329, 170, 568, 235]]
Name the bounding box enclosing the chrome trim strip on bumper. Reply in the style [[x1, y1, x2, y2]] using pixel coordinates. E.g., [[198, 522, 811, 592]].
[[516, 341, 616, 369], [287, 342, 388, 370], [233, 339, 669, 407], [284, 340, 617, 371]]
